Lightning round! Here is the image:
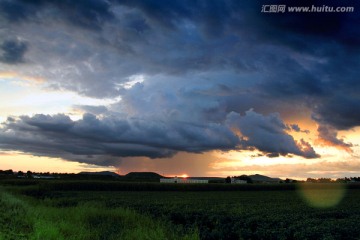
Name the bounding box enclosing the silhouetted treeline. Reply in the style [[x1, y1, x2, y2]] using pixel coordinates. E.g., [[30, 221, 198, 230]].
[[306, 177, 360, 183], [0, 169, 14, 175]]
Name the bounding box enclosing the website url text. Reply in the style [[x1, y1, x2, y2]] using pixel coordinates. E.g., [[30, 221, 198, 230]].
[[261, 5, 354, 13]]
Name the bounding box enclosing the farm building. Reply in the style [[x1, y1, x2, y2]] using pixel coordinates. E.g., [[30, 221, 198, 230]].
[[160, 176, 208, 184]]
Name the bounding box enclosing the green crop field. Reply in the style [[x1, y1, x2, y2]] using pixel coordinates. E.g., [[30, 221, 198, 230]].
[[1, 180, 360, 240]]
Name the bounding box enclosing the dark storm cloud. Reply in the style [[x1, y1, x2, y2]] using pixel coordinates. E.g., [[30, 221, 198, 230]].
[[117, 0, 195, 29], [0, 113, 239, 165], [246, 0, 360, 51], [225, 110, 319, 159], [0, 0, 37, 22], [0, 0, 359, 164], [0, 110, 320, 166], [313, 95, 360, 130], [0, 0, 113, 30], [0, 39, 28, 64], [258, 57, 325, 99], [50, 0, 114, 30], [118, 0, 232, 37], [3, 0, 356, 94]]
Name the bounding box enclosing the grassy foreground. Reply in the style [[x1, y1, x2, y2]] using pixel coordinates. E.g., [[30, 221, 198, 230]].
[[1, 180, 360, 239], [0, 187, 198, 240]]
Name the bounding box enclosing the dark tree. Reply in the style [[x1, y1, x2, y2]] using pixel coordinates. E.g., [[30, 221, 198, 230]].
[[26, 171, 33, 178], [225, 176, 231, 183], [306, 178, 316, 183], [4, 169, 13, 175]]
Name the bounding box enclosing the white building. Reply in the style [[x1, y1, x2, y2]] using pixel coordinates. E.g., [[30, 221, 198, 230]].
[[160, 176, 208, 184]]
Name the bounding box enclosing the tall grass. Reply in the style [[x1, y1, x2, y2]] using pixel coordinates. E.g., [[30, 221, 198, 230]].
[[0, 188, 199, 240], [0, 191, 33, 240], [30, 202, 198, 240]]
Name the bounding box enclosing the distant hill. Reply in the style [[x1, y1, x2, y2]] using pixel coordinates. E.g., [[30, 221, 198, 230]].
[[248, 174, 282, 182], [125, 172, 164, 179], [78, 171, 120, 177]]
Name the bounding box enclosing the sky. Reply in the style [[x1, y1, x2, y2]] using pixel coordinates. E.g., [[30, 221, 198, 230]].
[[0, 0, 359, 179]]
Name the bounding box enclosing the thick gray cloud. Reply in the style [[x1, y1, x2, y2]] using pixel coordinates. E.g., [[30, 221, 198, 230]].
[[226, 110, 319, 159], [0, 0, 114, 29], [313, 94, 360, 130], [0, 109, 320, 166], [0, 113, 239, 166], [0, 0, 359, 165], [0, 39, 28, 64], [316, 125, 353, 152]]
